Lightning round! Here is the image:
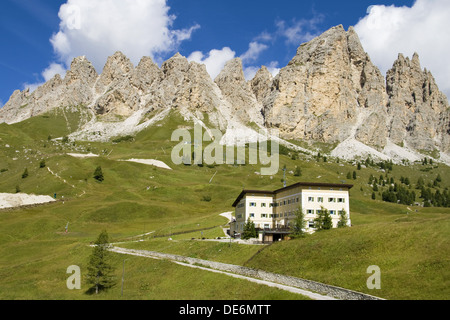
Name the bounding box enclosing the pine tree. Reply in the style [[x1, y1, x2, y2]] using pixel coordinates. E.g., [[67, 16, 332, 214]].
[[314, 207, 332, 231], [242, 217, 257, 240], [292, 206, 306, 237], [337, 209, 349, 228], [93, 166, 104, 182], [86, 230, 116, 294], [322, 209, 333, 230]]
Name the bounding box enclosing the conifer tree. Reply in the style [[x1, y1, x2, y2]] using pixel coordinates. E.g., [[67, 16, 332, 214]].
[[337, 209, 349, 228], [242, 218, 257, 240], [93, 166, 104, 182], [86, 230, 116, 294], [292, 206, 306, 237]]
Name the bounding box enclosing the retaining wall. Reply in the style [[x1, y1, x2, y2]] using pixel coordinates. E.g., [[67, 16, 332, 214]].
[[111, 247, 384, 300]]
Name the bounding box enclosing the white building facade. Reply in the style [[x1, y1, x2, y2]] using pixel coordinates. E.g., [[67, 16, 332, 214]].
[[231, 182, 352, 241]]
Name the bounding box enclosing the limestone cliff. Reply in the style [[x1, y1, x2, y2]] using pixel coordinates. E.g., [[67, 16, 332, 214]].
[[0, 25, 449, 162]]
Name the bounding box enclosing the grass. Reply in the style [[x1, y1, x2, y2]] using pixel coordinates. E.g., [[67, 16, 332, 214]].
[[0, 110, 449, 300]]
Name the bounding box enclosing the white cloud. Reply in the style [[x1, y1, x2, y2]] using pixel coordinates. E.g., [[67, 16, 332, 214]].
[[354, 0, 450, 98], [275, 16, 324, 45], [240, 42, 268, 63], [187, 47, 236, 80], [50, 0, 199, 71], [42, 63, 67, 82], [266, 61, 281, 78], [243, 61, 280, 81], [23, 63, 67, 93]]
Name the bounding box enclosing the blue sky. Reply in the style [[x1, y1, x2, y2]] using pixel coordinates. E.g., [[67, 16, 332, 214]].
[[3, 0, 450, 108]]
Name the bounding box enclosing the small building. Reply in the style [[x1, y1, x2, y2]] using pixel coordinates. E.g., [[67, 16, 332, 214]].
[[231, 182, 353, 242]]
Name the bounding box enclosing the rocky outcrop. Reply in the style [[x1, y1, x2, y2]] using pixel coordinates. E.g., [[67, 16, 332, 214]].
[[0, 25, 449, 161], [386, 53, 450, 153], [215, 58, 264, 126], [261, 25, 389, 148]]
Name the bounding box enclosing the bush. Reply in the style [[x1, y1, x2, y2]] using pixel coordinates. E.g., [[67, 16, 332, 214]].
[[201, 195, 211, 202], [39, 160, 46, 168], [22, 168, 29, 179], [112, 135, 135, 143], [93, 166, 104, 182]]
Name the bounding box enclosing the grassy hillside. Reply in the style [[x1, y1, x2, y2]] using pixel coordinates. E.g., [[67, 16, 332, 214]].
[[0, 110, 448, 300]]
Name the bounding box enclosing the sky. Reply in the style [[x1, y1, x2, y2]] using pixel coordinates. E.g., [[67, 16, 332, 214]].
[[1, 0, 449, 108]]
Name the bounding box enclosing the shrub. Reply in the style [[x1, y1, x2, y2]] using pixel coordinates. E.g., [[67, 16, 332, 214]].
[[93, 166, 104, 182], [201, 195, 211, 202]]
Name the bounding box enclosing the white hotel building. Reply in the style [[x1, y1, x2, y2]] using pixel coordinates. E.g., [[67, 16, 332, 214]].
[[231, 182, 352, 242]]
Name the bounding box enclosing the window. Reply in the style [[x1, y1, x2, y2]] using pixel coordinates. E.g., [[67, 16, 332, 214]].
[[249, 202, 257, 207], [250, 213, 255, 218], [296, 198, 299, 202], [237, 214, 242, 219], [307, 209, 314, 215], [328, 198, 336, 203], [264, 224, 270, 229], [261, 214, 268, 218], [316, 210, 322, 215], [308, 197, 314, 202], [338, 198, 345, 203], [330, 210, 336, 215], [308, 221, 315, 228], [261, 203, 266, 207], [318, 197, 324, 203]]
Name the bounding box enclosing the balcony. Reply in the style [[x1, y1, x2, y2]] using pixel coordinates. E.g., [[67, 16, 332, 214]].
[[261, 227, 292, 234]]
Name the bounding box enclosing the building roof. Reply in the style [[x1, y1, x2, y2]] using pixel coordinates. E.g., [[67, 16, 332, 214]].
[[232, 182, 353, 207], [232, 190, 274, 207], [274, 181, 353, 193]]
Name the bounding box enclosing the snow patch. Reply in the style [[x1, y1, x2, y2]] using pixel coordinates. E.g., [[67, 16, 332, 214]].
[[67, 153, 99, 158], [0, 193, 55, 209], [123, 159, 172, 170]]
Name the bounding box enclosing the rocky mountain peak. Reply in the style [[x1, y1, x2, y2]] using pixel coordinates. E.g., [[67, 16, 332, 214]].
[[0, 25, 449, 163], [250, 66, 273, 104], [64, 55, 98, 86]]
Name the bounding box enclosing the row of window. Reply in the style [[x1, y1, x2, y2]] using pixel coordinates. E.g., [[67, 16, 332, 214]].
[[248, 197, 346, 208], [308, 197, 346, 203], [306, 209, 345, 215], [246, 210, 344, 219]]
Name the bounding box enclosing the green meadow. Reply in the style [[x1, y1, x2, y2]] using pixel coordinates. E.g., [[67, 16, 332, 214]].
[[0, 108, 448, 300]]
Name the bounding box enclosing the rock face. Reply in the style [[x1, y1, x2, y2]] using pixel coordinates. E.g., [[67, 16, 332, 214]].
[[1, 25, 449, 161], [386, 53, 450, 153], [261, 25, 389, 148]]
